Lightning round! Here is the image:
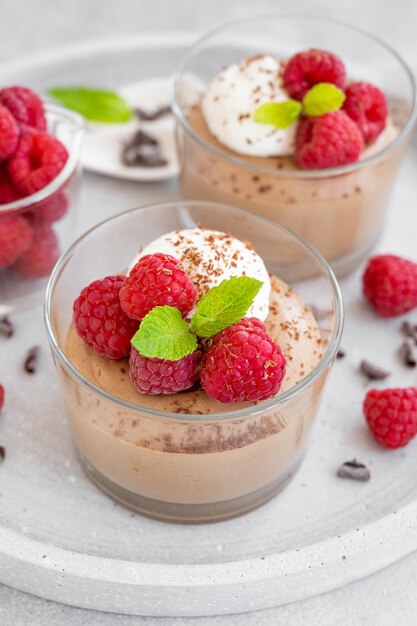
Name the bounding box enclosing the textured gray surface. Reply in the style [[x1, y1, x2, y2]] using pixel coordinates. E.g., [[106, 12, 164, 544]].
[[1, 0, 417, 623]]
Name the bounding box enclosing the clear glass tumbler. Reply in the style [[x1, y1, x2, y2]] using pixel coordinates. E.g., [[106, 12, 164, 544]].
[[45, 201, 343, 523], [173, 16, 416, 277], [0, 103, 85, 314]]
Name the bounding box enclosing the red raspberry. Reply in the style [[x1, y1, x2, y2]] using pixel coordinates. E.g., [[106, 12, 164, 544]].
[[0, 86, 46, 131], [0, 164, 20, 204], [8, 131, 68, 196], [200, 318, 286, 403], [295, 110, 363, 169], [26, 191, 68, 224], [120, 253, 198, 321], [0, 215, 33, 269], [283, 48, 346, 101], [0, 104, 19, 161], [14, 224, 59, 278], [363, 387, 417, 449], [0, 384, 4, 412], [363, 255, 417, 317], [73, 275, 138, 360], [343, 82, 387, 143], [129, 346, 201, 395]]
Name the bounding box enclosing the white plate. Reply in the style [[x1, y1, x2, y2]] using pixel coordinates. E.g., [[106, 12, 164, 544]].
[[81, 77, 179, 181], [1, 33, 417, 618]]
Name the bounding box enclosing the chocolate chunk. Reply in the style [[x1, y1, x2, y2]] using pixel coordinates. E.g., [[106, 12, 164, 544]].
[[359, 359, 390, 381], [0, 446, 5, 461], [337, 460, 370, 482], [24, 346, 40, 374], [400, 320, 417, 343], [337, 348, 346, 359], [0, 317, 14, 338], [121, 130, 167, 167], [135, 105, 171, 121], [400, 339, 417, 367]]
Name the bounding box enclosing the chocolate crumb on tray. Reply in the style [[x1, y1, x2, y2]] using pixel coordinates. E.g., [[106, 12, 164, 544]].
[[401, 320, 417, 343], [0, 446, 5, 461], [24, 346, 40, 374], [359, 359, 390, 381], [121, 130, 168, 168], [0, 317, 14, 338], [337, 460, 370, 482], [400, 339, 417, 367]]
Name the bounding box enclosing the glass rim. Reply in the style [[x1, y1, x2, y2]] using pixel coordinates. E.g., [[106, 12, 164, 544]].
[[44, 200, 344, 422], [171, 14, 417, 179], [0, 102, 86, 215]]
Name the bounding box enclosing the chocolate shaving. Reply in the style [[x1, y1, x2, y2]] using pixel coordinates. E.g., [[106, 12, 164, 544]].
[[337, 348, 346, 359], [337, 460, 370, 482], [135, 105, 171, 121], [0, 446, 5, 461], [121, 130, 167, 167], [400, 339, 417, 367], [401, 320, 417, 343], [24, 346, 39, 374], [0, 316, 14, 338], [359, 359, 390, 381]]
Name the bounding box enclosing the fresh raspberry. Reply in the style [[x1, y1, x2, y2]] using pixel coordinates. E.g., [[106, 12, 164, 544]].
[[14, 224, 59, 278], [363, 387, 417, 449], [283, 48, 346, 101], [363, 255, 417, 317], [295, 110, 363, 169], [26, 191, 68, 224], [0, 86, 46, 131], [0, 104, 19, 161], [120, 253, 198, 321], [129, 346, 201, 395], [343, 82, 388, 143], [0, 384, 4, 412], [8, 131, 68, 196], [0, 214, 33, 269], [0, 164, 20, 204], [200, 318, 286, 403], [73, 275, 138, 360]]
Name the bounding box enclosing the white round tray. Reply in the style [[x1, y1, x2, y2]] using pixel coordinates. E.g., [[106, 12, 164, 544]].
[[0, 34, 417, 618]]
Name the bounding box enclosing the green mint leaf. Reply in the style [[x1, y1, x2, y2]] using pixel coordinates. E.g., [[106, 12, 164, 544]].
[[302, 83, 346, 117], [47, 87, 132, 123], [253, 100, 302, 129], [131, 306, 197, 361], [191, 277, 262, 338]]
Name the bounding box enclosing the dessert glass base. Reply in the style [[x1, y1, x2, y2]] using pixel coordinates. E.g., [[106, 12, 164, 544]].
[[173, 16, 416, 277], [45, 201, 343, 523]]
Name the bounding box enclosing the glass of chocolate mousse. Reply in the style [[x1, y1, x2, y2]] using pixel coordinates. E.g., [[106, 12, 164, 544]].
[[45, 201, 343, 523], [173, 16, 416, 277]]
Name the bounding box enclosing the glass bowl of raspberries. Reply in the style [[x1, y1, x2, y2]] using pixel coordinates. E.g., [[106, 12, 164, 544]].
[[0, 86, 85, 314], [45, 201, 343, 523], [173, 16, 416, 277]]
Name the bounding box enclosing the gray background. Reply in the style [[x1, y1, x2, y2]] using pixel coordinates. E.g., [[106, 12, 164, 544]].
[[1, 0, 417, 624]]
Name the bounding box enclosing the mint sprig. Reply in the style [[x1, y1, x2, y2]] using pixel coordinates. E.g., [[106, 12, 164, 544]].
[[253, 100, 302, 129], [47, 86, 132, 123], [130, 276, 262, 361], [253, 82, 345, 129], [131, 306, 197, 360], [191, 277, 262, 338], [302, 83, 346, 117]]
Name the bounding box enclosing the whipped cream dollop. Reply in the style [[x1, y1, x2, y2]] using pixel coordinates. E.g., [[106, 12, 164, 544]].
[[129, 228, 271, 321], [202, 55, 296, 157]]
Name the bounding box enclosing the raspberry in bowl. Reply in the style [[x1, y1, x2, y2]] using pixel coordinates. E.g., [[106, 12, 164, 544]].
[[173, 16, 416, 277], [0, 86, 85, 314], [45, 201, 343, 523]]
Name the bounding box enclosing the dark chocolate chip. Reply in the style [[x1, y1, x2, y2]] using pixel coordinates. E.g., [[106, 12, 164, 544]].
[[337, 460, 370, 482], [0, 317, 14, 338], [121, 130, 167, 167], [135, 105, 171, 121], [24, 346, 40, 374], [337, 349, 346, 359], [0, 446, 5, 461], [359, 359, 390, 381], [400, 321, 417, 343], [400, 339, 417, 368]]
